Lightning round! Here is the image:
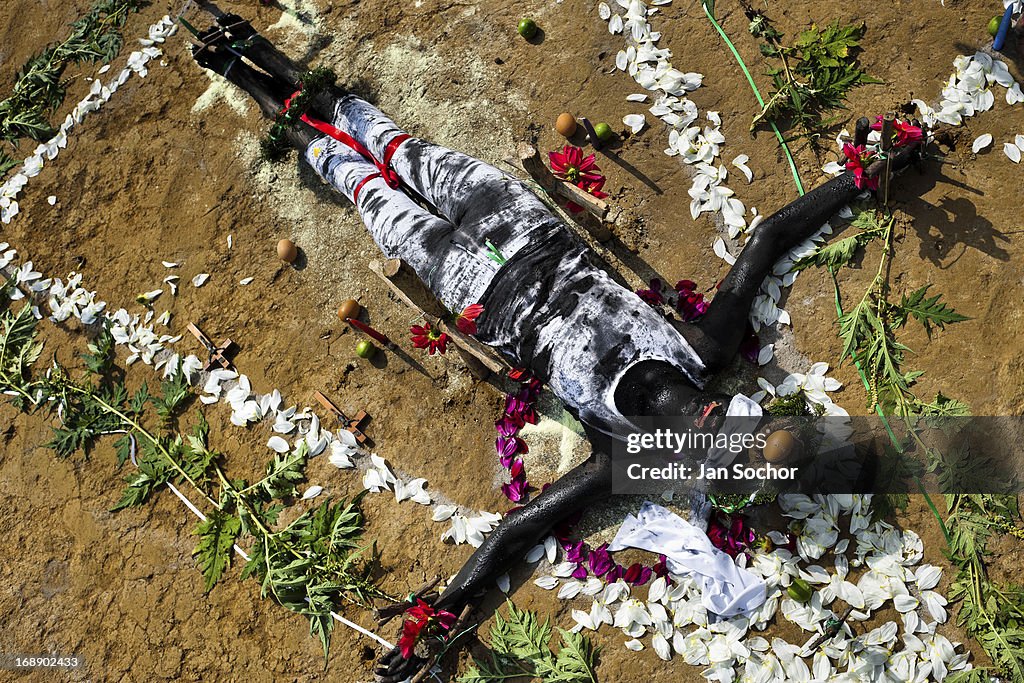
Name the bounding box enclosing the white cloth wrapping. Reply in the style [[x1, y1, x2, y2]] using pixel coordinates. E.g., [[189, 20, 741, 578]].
[[608, 502, 766, 618], [705, 393, 763, 467]]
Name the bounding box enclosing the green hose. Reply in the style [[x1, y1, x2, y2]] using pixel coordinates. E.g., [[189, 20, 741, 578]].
[[701, 1, 805, 196]]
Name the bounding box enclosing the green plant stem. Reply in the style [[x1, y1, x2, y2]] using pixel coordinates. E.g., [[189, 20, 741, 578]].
[[828, 222, 952, 547], [66, 383, 222, 509]]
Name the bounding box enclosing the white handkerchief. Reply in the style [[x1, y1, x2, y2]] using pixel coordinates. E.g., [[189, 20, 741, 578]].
[[608, 501, 767, 618]]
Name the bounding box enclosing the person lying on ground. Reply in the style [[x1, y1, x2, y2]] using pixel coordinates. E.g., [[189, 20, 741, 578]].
[[190, 13, 924, 681]]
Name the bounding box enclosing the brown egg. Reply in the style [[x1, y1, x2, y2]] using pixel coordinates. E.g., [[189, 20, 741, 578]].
[[337, 298, 361, 322], [555, 112, 577, 137], [277, 238, 298, 263], [763, 430, 798, 463]]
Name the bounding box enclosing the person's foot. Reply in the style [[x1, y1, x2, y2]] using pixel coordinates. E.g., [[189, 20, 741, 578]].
[[216, 13, 259, 43], [190, 27, 236, 76]]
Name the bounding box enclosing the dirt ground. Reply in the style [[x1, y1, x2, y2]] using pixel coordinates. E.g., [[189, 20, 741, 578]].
[[0, 0, 1021, 680]]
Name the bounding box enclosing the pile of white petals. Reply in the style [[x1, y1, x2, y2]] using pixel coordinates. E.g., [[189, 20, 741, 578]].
[[536, 494, 972, 682]]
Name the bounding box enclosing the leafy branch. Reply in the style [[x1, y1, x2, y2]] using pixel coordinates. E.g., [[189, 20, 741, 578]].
[[804, 207, 1024, 680], [0, 291, 393, 661], [743, 4, 880, 143], [459, 602, 599, 683], [0, 0, 143, 150], [822, 209, 969, 418]]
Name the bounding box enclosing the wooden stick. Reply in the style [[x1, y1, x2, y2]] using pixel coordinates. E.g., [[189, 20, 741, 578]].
[[369, 260, 507, 378], [312, 391, 370, 444], [880, 112, 895, 207], [517, 143, 611, 225]]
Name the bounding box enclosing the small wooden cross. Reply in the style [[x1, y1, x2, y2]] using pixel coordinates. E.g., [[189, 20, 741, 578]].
[[186, 322, 238, 371], [313, 390, 371, 445]]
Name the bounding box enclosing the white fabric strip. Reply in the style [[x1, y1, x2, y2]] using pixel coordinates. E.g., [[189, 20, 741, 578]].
[[608, 502, 766, 618]]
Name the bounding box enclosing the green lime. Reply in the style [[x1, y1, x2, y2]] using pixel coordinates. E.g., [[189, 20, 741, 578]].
[[593, 122, 614, 142], [518, 17, 538, 39], [787, 578, 813, 604], [356, 340, 376, 359], [988, 15, 1002, 37]]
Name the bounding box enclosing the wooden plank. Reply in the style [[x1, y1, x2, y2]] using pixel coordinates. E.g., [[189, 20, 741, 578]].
[[369, 260, 508, 377]]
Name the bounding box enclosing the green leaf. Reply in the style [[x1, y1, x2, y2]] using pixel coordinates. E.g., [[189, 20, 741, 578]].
[[113, 432, 134, 466], [308, 612, 334, 663], [193, 509, 242, 592], [552, 629, 599, 683], [152, 358, 190, 422], [462, 603, 599, 683], [896, 285, 970, 336], [129, 382, 149, 416], [257, 442, 309, 500], [82, 325, 116, 375]]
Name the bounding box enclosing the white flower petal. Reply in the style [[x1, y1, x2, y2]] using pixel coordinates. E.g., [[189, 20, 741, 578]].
[[266, 436, 290, 453], [623, 113, 646, 134], [534, 576, 559, 590], [1004, 142, 1021, 163]]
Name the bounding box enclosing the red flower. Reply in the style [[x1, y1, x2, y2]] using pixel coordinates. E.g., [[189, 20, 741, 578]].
[[870, 116, 924, 148], [550, 145, 610, 214], [410, 322, 448, 355], [397, 599, 457, 659], [508, 367, 530, 381], [455, 303, 484, 335], [549, 145, 604, 185], [841, 143, 880, 191]]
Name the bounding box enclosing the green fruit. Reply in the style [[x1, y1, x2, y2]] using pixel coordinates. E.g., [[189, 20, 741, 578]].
[[355, 340, 376, 359], [518, 17, 538, 39], [593, 122, 614, 142], [988, 15, 1002, 37], [787, 578, 813, 603]]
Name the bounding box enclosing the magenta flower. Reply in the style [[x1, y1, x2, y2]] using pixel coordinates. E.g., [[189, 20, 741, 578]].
[[495, 416, 519, 438], [496, 436, 527, 467], [739, 325, 760, 365], [652, 554, 669, 579], [636, 278, 666, 306], [675, 280, 709, 321], [707, 513, 756, 559], [563, 540, 586, 563], [623, 563, 653, 586], [587, 543, 615, 577], [605, 565, 625, 582], [549, 145, 604, 185], [548, 145, 610, 214], [870, 116, 924, 148], [501, 459, 529, 502]]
